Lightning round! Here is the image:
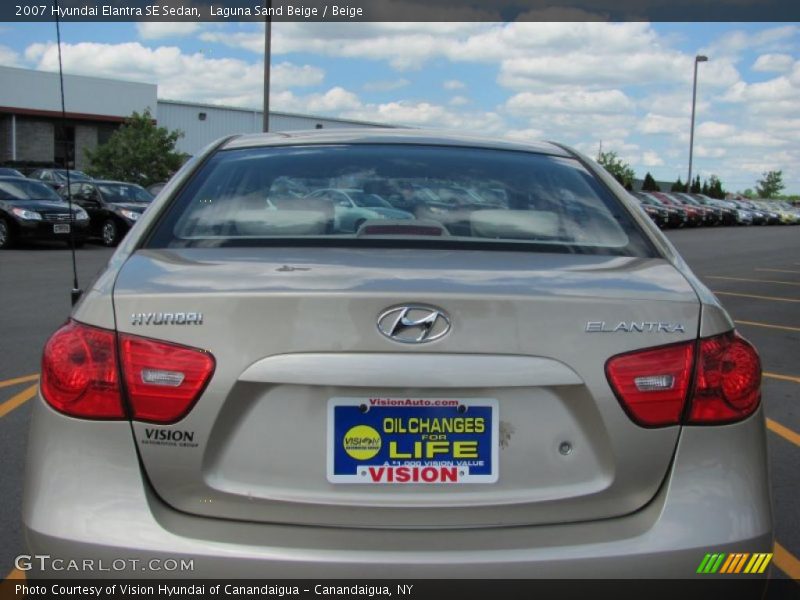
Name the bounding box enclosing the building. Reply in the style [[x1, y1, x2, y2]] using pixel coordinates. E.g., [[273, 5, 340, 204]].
[[157, 99, 393, 157], [0, 65, 393, 170]]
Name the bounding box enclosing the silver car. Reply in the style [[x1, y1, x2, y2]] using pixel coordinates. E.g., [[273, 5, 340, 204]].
[[25, 130, 771, 578]]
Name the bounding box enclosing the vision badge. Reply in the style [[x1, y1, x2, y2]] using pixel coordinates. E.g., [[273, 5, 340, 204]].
[[343, 425, 382, 460]]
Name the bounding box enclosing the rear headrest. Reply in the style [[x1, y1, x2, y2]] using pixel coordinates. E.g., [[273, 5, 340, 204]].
[[470, 210, 559, 239]]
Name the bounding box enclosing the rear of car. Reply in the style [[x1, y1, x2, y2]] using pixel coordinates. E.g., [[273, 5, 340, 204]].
[[24, 131, 772, 578]]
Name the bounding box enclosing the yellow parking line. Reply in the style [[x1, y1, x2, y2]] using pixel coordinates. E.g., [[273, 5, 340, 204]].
[[736, 320, 800, 333], [707, 275, 800, 287], [767, 418, 800, 447], [0, 373, 39, 390], [756, 268, 800, 275], [713, 291, 800, 303], [4, 567, 25, 580], [774, 542, 800, 581], [764, 371, 800, 385], [0, 384, 38, 419]]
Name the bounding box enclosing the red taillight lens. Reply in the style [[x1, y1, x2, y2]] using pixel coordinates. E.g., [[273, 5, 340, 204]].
[[41, 320, 215, 423], [119, 334, 215, 423], [687, 331, 761, 424], [41, 321, 125, 419], [606, 331, 761, 427], [606, 341, 695, 427]]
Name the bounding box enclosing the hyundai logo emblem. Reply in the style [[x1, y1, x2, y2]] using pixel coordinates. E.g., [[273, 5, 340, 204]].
[[377, 305, 451, 344]]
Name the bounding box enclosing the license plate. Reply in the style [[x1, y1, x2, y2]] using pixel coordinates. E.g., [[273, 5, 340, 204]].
[[53, 224, 70, 234], [327, 397, 498, 484]]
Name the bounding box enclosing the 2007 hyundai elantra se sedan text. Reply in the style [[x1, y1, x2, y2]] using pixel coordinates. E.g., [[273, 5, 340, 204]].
[[25, 130, 772, 578]]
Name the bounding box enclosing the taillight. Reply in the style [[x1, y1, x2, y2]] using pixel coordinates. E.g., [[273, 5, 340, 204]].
[[41, 321, 125, 419], [688, 331, 761, 424], [119, 333, 215, 423], [606, 332, 761, 428], [606, 341, 694, 427], [41, 320, 215, 423]]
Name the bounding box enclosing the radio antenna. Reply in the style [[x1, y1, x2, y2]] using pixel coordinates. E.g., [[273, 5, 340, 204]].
[[54, 0, 82, 304]]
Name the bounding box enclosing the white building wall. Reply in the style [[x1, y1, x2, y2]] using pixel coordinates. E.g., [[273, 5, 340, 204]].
[[157, 100, 393, 156], [0, 65, 157, 118]]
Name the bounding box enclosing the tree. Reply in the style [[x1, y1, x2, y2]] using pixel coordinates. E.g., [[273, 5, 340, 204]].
[[671, 178, 686, 192], [707, 175, 725, 199], [86, 109, 185, 187], [701, 180, 710, 195], [596, 150, 636, 189], [642, 172, 660, 192], [756, 170, 785, 198], [690, 175, 702, 194]]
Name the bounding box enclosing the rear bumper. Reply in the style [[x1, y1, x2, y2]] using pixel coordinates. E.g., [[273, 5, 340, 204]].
[[22, 396, 773, 578]]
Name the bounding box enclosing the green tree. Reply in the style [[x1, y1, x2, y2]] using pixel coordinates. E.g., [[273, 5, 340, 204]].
[[707, 175, 725, 199], [86, 109, 185, 187], [701, 180, 709, 195], [671, 178, 686, 192], [642, 172, 660, 192], [690, 175, 701, 194], [596, 150, 636, 189], [756, 170, 785, 198]]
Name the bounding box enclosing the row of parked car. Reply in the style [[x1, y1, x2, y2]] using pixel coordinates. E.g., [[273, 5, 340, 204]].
[[0, 168, 155, 249], [633, 191, 800, 228]]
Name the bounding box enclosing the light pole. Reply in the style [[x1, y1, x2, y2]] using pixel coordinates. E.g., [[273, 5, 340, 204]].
[[687, 54, 708, 192], [262, 0, 272, 132]]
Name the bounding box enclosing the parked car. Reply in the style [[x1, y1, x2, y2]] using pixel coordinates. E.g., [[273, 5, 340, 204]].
[[0, 176, 89, 249], [630, 194, 669, 228], [58, 180, 154, 246], [26, 130, 771, 578], [147, 181, 167, 196], [636, 192, 687, 228], [657, 193, 711, 226], [0, 167, 25, 178], [28, 168, 92, 190], [690, 194, 736, 226], [729, 199, 765, 225], [674, 193, 723, 226], [306, 188, 414, 232]]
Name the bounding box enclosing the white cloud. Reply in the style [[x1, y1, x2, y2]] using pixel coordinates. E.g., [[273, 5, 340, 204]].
[[362, 78, 410, 92], [696, 121, 736, 139], [506, 89, 633, 115], [136, 23, 200, 40], [0, 44, 19, 66], [638, 113, 687, 135], [752, 53, 795, 73], [25, 42, 323, 107], [503, 128, 546, 142], [443, 79, 465, 90], [449, 95, 469, 106], [642, 151, 664, 167], [695, 146, 726, 159]]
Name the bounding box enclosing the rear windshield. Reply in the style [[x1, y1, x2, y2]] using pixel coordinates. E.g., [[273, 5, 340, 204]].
[[146, 144, 654, 256]]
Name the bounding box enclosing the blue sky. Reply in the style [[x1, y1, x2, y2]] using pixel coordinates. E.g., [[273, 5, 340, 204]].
[[1, 21, 797, 193]]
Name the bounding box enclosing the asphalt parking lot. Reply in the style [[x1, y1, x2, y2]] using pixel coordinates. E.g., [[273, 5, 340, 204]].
[[0, 227, 798, 582]]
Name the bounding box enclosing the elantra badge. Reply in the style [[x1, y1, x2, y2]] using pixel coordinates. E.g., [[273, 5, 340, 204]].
[[377, 305, 451, 343]]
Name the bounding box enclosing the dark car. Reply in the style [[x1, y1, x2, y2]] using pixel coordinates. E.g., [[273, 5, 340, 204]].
[[675, 193, 723, 226], [0, 176, 89, 249], [58, 180, 154, 246], [651, 192, 704, 226], [630, 194, 668, 228], [29, 169, 93, 190], [690, 194, 736, 226], [0, 167, 25, 178], [636, 192, 686, 228], [147, 182, 167, 196]]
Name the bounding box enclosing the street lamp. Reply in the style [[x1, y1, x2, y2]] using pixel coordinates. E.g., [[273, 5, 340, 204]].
[[687, 54, 708, 192], [262, 0, 272, 132]]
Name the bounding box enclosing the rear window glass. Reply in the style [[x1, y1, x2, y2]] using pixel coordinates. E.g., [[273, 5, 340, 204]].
[[146, 144, 654, 256]]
